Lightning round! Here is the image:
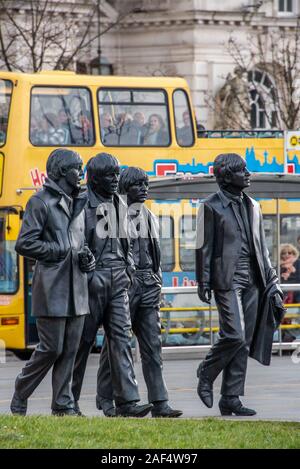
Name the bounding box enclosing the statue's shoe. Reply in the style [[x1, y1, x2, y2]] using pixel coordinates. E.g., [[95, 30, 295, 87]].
[[197, 362, 213, 408], [116, 403, 153, 417], [151, 402, 183, 418], [219, 397, 256, 416], [10, 392, 27, 416], [96, 396, 116, 417]]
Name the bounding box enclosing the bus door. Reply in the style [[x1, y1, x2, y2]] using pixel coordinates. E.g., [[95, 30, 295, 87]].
[[0, 207, 21, 349], [24, 257, 38, 346]]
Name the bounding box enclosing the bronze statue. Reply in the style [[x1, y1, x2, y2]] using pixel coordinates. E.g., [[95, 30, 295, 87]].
[[10, 148, 95, 416], [72, 153, 153, 418], [196, 153, 285, 416], [97, 167, 182, 418]]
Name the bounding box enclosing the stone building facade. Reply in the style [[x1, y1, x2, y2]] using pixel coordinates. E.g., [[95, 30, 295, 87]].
[[1, 0, 300, 129], [102, 0, 300, 129]]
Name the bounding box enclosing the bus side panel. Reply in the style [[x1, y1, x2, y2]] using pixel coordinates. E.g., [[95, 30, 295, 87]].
[[0, 295, 25, 349], [193, 138, 284, 174]]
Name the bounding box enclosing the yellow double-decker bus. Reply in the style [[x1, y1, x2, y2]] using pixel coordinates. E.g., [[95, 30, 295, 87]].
[[0, 70, 298, 356]]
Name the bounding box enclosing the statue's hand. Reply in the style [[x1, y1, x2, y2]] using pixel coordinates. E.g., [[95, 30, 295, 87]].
[[80, 257, 96, 273], [197, 284, 212, 304], [272, 292, 286, 327], [273, 292, 286, 312], [78, 247, 96, 273]]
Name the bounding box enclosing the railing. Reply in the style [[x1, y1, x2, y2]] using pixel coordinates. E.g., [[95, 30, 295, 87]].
[[197, 129, 284, 139], [159, 284, 300, 355]]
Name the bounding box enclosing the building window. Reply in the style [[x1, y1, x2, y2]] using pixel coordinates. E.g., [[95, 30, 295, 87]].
[[248, 70, 277, 129], [278, 0, 294, 12], [90, 56, 113, 76]]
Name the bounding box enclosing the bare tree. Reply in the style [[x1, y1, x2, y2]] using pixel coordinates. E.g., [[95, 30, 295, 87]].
[[0, 0, 139, 73], [211, 21, 300, 130]]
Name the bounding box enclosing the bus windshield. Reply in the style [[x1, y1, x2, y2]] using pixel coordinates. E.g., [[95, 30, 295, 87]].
[[0, 80, 12, 147], [0, 213, 18, 294]]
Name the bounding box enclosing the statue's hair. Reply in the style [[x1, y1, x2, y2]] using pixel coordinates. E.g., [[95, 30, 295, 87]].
[[213, 153, 245, 187], [86, 153, 119, 185], [46, 148, 82, 181], [119, 167, 148, 194]]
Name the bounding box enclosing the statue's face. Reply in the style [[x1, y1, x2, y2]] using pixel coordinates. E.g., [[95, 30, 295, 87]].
[[94, 167, 120, 197], [127, 178, 149, 204], [228, 165, 251, 190], [64, 156, 84, 191]]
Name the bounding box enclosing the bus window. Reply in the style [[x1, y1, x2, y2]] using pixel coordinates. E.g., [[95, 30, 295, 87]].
[[0, 213, 18, 294], [280, 214, 300, 279], [0, 80, 12, 147], [159, 216, 175, 271], [173, 89, 194, 147], [98, 88, 171, 147], [30, 87, 95, 146], [179, 215, 196, 271], [281, 215, 300, 247], [263, 216, 277, 266]]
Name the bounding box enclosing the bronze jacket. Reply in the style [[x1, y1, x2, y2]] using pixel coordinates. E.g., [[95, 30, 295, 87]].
[[16, 178, 89, 317], [195, 190, 279, 291]]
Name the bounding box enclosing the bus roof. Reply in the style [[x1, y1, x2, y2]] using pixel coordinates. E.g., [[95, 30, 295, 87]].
[[0, 70, 189, 89]]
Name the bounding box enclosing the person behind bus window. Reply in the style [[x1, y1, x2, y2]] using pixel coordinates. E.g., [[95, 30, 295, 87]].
[[32, 113, 68, 146], [30, 115, 40, 145], [142, 113, 168, 146], [280, 243, 300, 304], [117, 111, 146, 145], [177, 110, 193, 146], [0, 241, 14, 287], [69, 95, 93, 145], [47, 113, 69, 145], [58, 109, 71, 144], [100, 111, 118, 145], [129, 111, 146, 145], [33, 114, 50, 145], [280, 244, 300, 283]]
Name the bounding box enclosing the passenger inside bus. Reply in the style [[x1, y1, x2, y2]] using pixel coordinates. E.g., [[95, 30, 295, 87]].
[[142, 113, 168, 146], [98, 88, 170, 147], [30, 87, 95, 146], [177, 110, 194, 146], [116, 111, 148, 145], [31, 113, 69, 145], [68, 95, 93, 145], [100, 112, 118, 144], [0, 217, 17, 293]]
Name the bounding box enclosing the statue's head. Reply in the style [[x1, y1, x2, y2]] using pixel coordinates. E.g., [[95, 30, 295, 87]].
[[213, 153, 250, 191], [119, 167, 149, 205], [86, 152, 120, 197], [46, 148, 83, 192]]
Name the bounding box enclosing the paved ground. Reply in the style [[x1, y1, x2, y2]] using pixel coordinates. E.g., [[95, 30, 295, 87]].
[[1, 352, 300, 421]]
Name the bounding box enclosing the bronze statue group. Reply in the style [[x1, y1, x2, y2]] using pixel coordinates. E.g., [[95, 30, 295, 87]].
[[10, 150, 285, 418]]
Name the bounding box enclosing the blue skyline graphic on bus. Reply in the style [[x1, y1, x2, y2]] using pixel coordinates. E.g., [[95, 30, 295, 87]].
[[287, 154, 300, 173], [148, 147, 300, 176]]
